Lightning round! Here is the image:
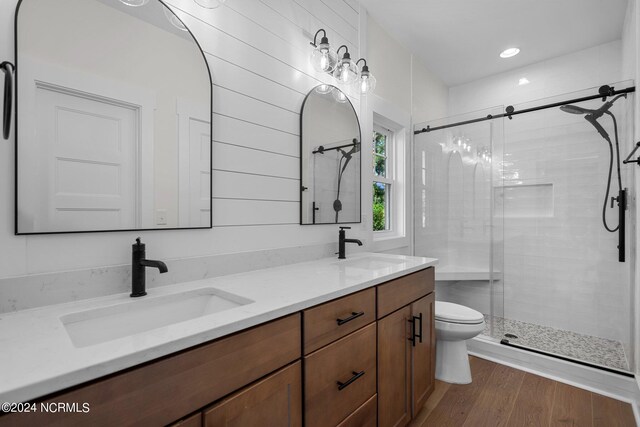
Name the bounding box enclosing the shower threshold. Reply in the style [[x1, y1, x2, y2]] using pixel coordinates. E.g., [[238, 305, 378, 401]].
[[482, 315, 630, 373]]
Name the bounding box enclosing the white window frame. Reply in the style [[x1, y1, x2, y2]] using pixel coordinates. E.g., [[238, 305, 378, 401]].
[[373, 124, 394, 233], [370, 96, 410, 252]]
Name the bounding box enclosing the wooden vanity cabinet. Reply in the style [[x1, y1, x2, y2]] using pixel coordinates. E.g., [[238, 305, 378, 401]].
[[377, 268, 435, 427], [203, 361, 302, 427], [1, 314, 301, 427], [1, 267, 436, 427]]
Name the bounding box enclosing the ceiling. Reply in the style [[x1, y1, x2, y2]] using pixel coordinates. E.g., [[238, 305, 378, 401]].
[[359, 0, 629, 86]]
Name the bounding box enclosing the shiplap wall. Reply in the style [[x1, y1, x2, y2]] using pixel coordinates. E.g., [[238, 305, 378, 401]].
[[166, 0, 361, 227], [0, 0, 369, 278]]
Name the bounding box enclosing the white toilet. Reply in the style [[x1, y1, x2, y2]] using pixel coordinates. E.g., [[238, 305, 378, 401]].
[[435, 301, 485, 384]]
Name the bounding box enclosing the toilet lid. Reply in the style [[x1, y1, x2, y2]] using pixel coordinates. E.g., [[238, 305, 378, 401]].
[[435, 301, 484, 324]]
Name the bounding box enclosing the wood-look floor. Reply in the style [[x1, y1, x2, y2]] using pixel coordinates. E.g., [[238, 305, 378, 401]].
[[409, 356, 636, 427]]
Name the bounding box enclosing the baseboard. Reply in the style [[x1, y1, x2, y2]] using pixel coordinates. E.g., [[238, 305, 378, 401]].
[[469, 336, 640, 424]]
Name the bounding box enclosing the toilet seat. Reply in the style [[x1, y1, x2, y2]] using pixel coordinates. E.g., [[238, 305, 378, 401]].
[[435, 301, 484, 324]]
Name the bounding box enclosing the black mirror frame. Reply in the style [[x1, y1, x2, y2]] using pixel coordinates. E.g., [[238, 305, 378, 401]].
[[299, 84, 362, 225]]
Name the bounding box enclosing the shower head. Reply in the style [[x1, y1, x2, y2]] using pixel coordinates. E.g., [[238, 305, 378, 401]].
[[560, 94, 626, 119], [560, 104, 595, 115]]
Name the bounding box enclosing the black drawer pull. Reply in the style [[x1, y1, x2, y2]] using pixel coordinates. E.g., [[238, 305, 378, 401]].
[[336, 311, 364, 326], [408, 313, 423, 347], [337, 370, 365, 390]]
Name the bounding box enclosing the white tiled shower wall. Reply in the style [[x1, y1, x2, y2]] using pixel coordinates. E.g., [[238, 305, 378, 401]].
[[438, 38, 636, 347]]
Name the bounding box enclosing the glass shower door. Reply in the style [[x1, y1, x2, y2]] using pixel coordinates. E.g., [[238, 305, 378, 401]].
[[414, 107, 504, 337], [496, 82, 635, 373]]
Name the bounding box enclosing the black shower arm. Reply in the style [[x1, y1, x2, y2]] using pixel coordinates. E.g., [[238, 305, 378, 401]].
[[1, 61, 15, 140]]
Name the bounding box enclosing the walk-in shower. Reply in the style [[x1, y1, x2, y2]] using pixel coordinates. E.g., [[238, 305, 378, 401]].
[[414, 82, 636, 373]]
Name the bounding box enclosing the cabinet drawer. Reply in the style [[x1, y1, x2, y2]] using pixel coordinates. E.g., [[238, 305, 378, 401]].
[[377, 268, 434, 318], [203, 361, 302, 427], [337, 394, 377, 427], [304, 323, 377, 427], [2, 314, 301, 427], [303, 288, 375, 354]]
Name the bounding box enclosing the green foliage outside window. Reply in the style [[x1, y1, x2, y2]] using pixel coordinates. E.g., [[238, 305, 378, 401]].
[[373, 182, 386, 231]]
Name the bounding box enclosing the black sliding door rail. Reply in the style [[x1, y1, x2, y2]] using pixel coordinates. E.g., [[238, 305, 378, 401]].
[[414, 85, 636, 135]]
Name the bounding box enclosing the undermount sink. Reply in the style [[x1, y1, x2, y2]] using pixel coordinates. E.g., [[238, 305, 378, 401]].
[[61, 288, 253, 348], [334, 256, 406, 271]]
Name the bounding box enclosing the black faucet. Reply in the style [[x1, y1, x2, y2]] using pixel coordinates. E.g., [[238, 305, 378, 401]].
[[338, 226, 363, 259], [131, 237, 168, 297]]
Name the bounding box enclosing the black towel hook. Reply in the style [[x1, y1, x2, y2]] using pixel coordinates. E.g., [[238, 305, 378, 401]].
[[1, 61, 15, 140]]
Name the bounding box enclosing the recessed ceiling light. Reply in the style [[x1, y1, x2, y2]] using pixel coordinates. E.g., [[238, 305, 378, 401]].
[[519, 77, 530, 85], [500, 48, 520, 58]]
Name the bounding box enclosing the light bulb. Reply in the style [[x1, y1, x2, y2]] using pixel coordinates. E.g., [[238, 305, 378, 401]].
[[164, 8, 188, 31], [315, 84, 332, 94], [194, 0, 226, 8], [119, 0, 149, 6], [333, 57, 358, 84], [332, 88, 348, 103], [311, 44, 337, 73], [357, 71, 376, 95]]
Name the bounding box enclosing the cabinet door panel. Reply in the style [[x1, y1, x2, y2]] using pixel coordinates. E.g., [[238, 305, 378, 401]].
[[203, 361, 302, 427], [377, 306, 411, 427], [411, 293, 435, 416]]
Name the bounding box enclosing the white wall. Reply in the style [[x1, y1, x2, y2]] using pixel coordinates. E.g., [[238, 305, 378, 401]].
[[364, 12, 448, 256], [0, 0, 368, 279]]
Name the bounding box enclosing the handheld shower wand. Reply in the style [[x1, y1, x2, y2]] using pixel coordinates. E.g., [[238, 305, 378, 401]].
[[560, 93, 627, 261]]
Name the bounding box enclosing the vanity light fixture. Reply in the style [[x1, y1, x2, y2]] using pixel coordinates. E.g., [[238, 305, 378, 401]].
[[310, 29, 338, 73], [500, 47, 520, 58], [119, 0, 149, 6], [355, 58, 376, 95], [310, 29, 375, 95], [194, 0, 226, 8], [164, 7, 188, 31], [334, 45, 358, 84]]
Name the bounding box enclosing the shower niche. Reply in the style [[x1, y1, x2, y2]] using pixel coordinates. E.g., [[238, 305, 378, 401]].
[[300, 85, 361, 224]]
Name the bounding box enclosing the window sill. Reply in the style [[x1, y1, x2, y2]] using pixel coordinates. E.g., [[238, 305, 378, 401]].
[[372, 232, 409, 252]]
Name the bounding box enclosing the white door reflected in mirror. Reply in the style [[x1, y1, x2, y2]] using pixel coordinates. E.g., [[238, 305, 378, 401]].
[[15, 0, 212, 233]]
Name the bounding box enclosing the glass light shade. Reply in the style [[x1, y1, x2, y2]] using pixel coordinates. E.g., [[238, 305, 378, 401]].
[[119, 0, 149, 6], [194, 0, 226, 8], [164, 8, 188, 31], [315, 84, 333, 94], [333, 58, 358, 84], [311, 43, 337, 73], [331, 87, 348, 103], [358, 72, 376, 95]]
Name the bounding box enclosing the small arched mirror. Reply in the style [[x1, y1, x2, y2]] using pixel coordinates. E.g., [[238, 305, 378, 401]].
[[300, 85, 361, 224], [15, 0, 212, 234]]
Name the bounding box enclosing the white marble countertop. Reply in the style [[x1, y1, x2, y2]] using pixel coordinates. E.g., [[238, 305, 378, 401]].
[[0, 252, 437, 403]]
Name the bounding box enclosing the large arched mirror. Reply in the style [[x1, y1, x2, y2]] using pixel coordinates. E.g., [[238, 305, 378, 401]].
[[15, 0, 212, 234], [300, 85, 361, 224]]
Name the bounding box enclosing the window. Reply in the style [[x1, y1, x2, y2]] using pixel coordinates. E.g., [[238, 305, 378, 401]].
[[373, 125, 394, 231]]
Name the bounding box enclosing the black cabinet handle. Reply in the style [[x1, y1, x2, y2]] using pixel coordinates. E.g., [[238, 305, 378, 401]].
[[337, 370, 365, 390], [336, 311, 364, 326], [414, 312, 423, 343], [408, 317, 416, 346]]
